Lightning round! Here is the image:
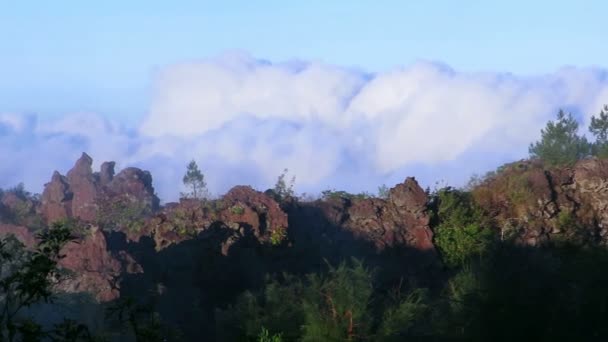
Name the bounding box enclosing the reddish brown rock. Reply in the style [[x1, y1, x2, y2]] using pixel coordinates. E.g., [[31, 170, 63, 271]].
[[103, 167, 158, 210], [0, 223, 36, 247], [329, 177, 435, 251], [472, 158, 608, 247], [66, 153, 99, 221], [142, 186, 288, 251], [222, 186, 289, 240], [99, 161, 115, 186], [0, 223, 140, 302], [40, 153, 159, 226], [57, 228, 123, 301], [40, 171, 72, 223]]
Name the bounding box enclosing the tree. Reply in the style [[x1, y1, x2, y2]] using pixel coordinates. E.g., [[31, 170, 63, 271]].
[[273, 169, 295, 201], [181, 160, 208, 200], [589, 105, 608, 158], [0, 222, 77, 341], [529, 109, 590, 166]]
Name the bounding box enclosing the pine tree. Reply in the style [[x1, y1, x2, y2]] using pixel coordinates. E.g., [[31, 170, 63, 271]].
[[181, 160, 208, 200], [529, 109, 590, 166], [589, 105, 608, 158]]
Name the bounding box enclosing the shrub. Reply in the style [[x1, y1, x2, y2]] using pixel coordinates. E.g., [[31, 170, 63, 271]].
[[377, 184, 390, 199], [269, 227, 287, 246], [217, 259, 429, 341], [300, 260, 375, 341], [321, 189, 371, 201], [96, 198, 149, 232], [0, 222, 77, 341], [432, 188, 494, 267], [258, 327, 283, 342], [229, 205, 245, 216], [273, 169, 295, 202], [215, 274, 304, 341], [377, 288, 429, 340]]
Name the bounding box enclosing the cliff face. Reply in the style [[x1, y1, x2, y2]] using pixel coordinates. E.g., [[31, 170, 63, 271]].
[[473, 158, 608, 247], [5, 153, 608, 309], [40, 152, 159, 224], [5, 154, 608, 338]]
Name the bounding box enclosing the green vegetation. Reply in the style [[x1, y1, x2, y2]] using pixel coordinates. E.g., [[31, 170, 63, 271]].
[[321, 189, 372, 201], [529, 105, 608, 166], [0, 222, 78, 341], [0, 183, 45, 231], [168, 207, 191, 237], [229, 204, 245, 216], [431, 188, 494, 267], [217, 259, 429, 341], [181, 160, 209, 200], [377, 184, 389, 199], [273, 169, 296, 202], [529, 109, 590, 166], [258, 327, 283, 342], [96, 198, 149, 232], [589, 104, 608, 158], [269, 227, 287, 246], [106, 297, 182, 342]]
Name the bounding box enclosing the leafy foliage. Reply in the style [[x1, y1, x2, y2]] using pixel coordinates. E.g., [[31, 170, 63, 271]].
[[229, 205, 245, 216], [106, 297, 181, 342], [96, 198, 149, 232], [529, 109, 590, 166], [431, 188, 494, 267], [321, 189, 371, 201], [273, 169, 296, 202], [257, 327, 283, 342], [0, 183, 45, 231], [300, 260, 374, 341], [377, 288, 429, 340], [377, 184, 389, 199], [269, 227, 287, 246], [218, 259, 430, 341], [0, 222, 77, 341]]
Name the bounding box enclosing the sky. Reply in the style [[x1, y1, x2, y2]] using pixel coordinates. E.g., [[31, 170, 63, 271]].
[[1, 1, 608, 201]]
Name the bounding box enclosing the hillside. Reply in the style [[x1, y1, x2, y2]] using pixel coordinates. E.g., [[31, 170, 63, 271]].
[[3, 153, 608, 340]]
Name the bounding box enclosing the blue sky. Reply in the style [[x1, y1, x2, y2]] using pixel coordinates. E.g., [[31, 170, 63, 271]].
[[1, 1, 607, 118], [1, 1, 608, 200]]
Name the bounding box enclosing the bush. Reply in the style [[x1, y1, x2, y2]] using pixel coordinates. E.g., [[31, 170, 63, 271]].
[[300, 259, 374, 341], [321, 189, 371, 201], [431, 188, 494, 267], [96, 198, 149, 232], [269, 228, 287, 246], [273, 169, 295, 202], [377, 185, 390, 199], [229, 205, 245, 216], [0, 222, 77, 341], [216, 274, 304, 341], [377, 288, 429, 340], [258, 327, 283, 342], [218, 259, 430, 341]]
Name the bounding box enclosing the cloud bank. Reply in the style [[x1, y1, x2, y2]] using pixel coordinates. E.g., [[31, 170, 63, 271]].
[[2, 53, 608, 201]]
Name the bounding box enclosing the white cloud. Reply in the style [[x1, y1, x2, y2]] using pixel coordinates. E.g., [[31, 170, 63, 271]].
[[2, 53, 608, 201]]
